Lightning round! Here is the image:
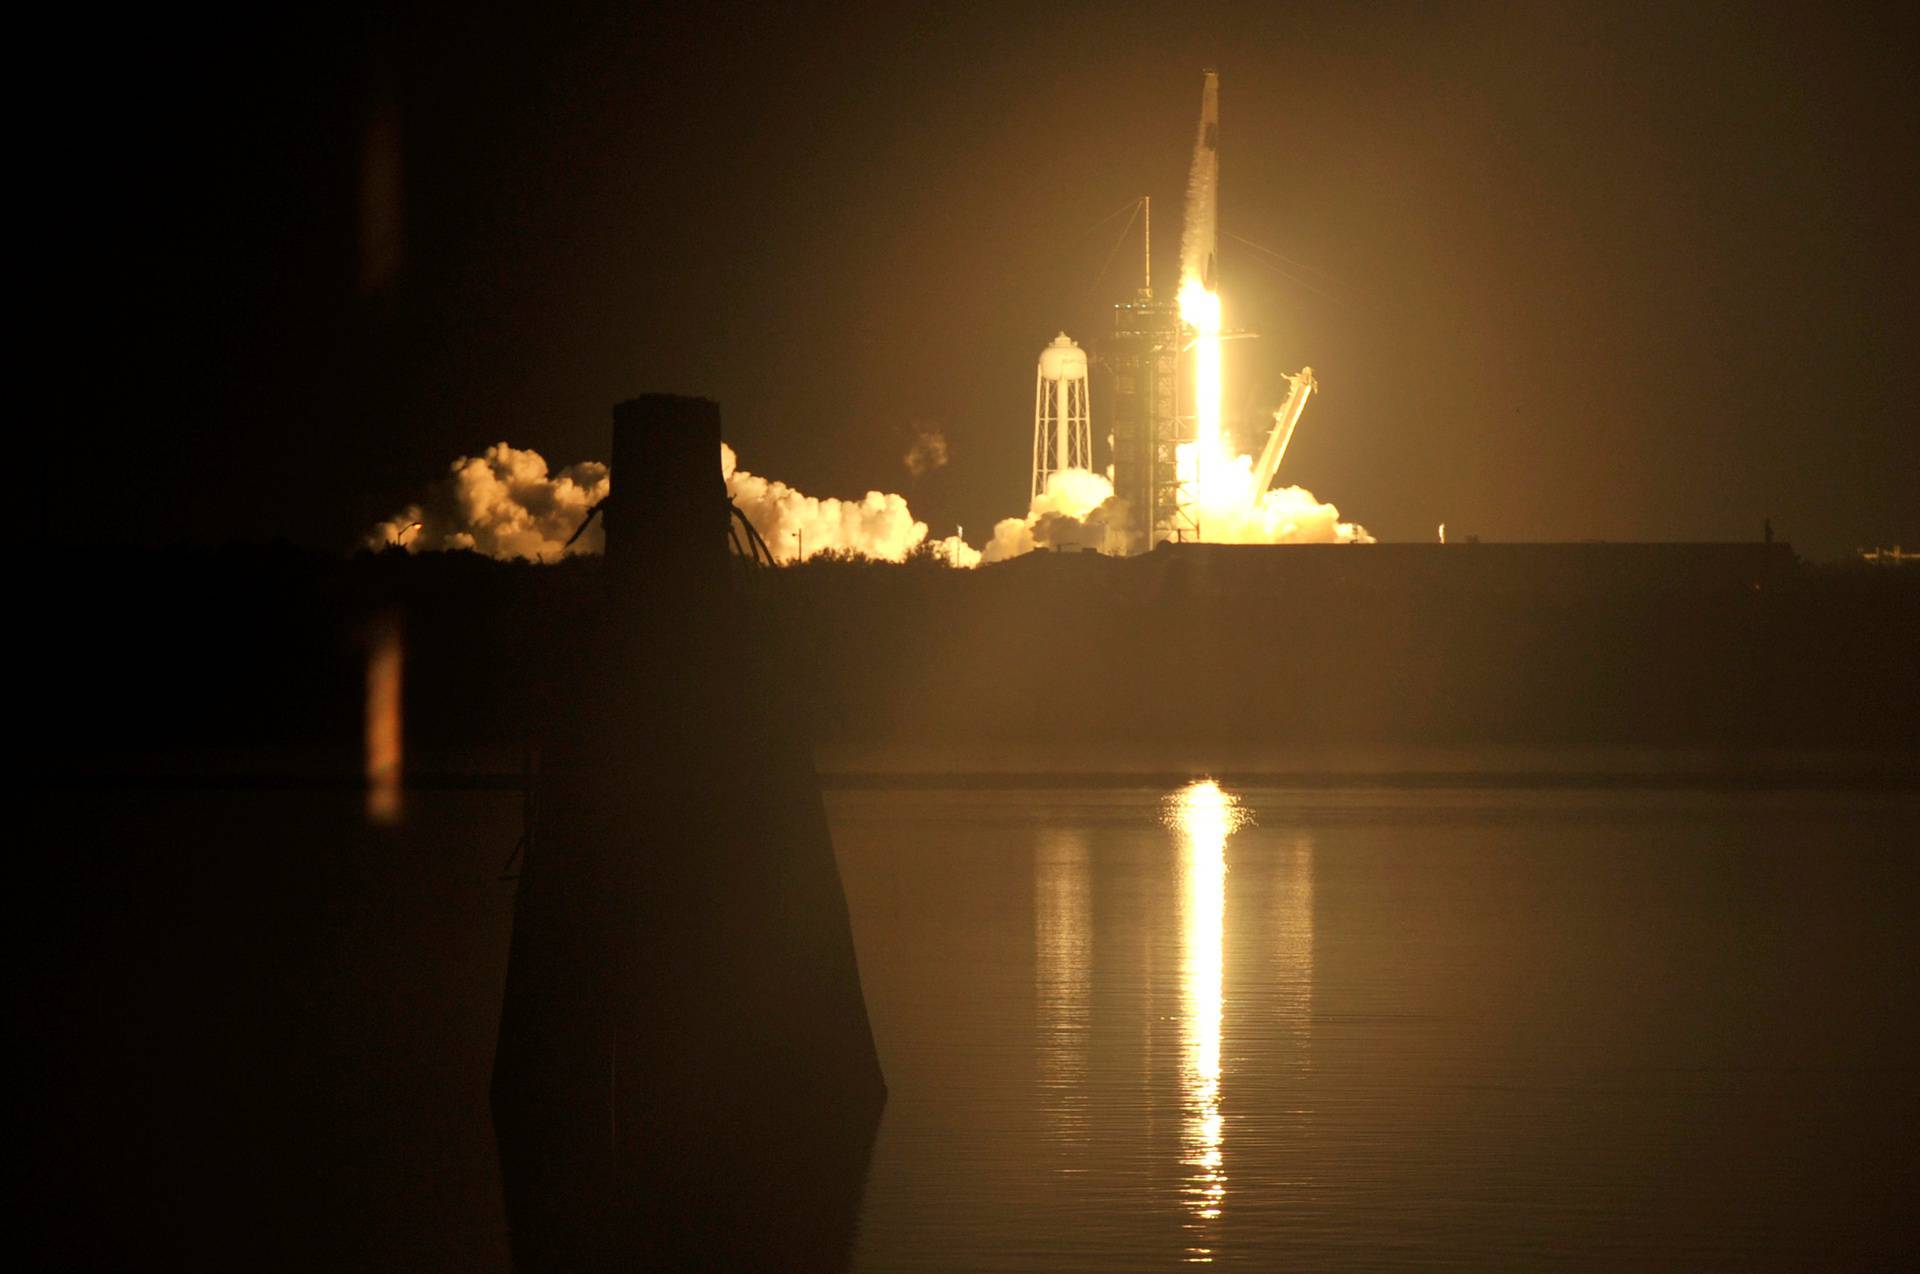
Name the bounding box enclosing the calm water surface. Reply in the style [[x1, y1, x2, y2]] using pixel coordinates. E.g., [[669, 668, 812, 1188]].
[[828, 784, 1916, 1270]]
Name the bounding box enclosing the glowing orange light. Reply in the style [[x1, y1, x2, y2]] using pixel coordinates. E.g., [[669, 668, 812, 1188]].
[[366, 616, 403, 824]]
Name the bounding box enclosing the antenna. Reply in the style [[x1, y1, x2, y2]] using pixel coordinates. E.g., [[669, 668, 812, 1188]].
[[1142, 195, 1152, 298]]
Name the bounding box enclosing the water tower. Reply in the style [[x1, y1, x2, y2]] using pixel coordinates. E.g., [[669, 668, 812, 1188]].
[[1032, 333, 1092, 500]]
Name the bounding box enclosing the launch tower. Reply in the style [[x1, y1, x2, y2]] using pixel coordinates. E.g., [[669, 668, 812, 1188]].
[[1102, 69, 1235, 550], [1098, 186, 1192, 546], [1103, 292, 1189, 544]]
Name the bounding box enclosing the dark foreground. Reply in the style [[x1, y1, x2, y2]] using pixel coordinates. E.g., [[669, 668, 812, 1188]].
[[25, 775, 1918, 1269], [25, 539, 1919, 1267]]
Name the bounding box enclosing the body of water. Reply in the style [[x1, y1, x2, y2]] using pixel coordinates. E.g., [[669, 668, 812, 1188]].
[[830, 782, 1916, 1270]]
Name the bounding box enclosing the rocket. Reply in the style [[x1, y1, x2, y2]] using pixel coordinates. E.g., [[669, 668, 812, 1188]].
[[1181, 69, 1220, 296]]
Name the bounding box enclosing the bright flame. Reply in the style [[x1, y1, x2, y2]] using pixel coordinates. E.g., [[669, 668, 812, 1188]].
[[1176, 275, 1366, 544], [1170, 288, 1371, 545], [1274, 836, 1315, 1075], [1156, 69, 1368, 548], [1176, 277, 1230, 542], [1165, 779, 1247, 1255], [1178, 279, 1224, 448]]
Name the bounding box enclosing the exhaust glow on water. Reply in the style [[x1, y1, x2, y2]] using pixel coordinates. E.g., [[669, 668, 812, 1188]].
[[1167, 779, 1249, 1257]]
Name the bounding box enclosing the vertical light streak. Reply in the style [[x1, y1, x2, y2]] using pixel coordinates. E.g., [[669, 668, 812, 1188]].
[[1274, 836, 1315, 1075], [1177, 281, 1226, 536], [1166, 779, 1245, 1258], [1179, 282, 1225, 450], [365, 615, 403, 824], [1035, 830, 1091, 1150]]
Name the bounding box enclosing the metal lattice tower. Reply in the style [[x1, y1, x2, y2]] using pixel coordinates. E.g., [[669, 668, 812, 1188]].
[[1098, 192, 1198, 550], [1102, 295, 1185, 548], [1032, 333, 1092, 501]]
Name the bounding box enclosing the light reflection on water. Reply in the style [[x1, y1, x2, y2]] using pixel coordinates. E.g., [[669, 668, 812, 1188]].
[[1272, 830, 1315, 1080], [1166, 781, 1243, 1257], [1035, 830, 1091, 1145], [834, 784, 1917, 1272], [363, 615, 404, 824], [1028, 782, 1316, 1264]]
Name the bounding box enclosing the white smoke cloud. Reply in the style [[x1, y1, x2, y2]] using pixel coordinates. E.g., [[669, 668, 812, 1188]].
[[368, 436, 1361, 570], [929, 534, 982, 569], [724, 443, 930, 563], [1168, 426, 1371, 545], [977, 468, 1137, 563], [368, 440, 959, 566], [1178, 436, 1371, 544], [366, 443, 608, 560]]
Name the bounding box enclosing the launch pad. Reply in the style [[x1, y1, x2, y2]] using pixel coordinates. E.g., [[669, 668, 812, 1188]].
[[1040, 69, 1332, 555]]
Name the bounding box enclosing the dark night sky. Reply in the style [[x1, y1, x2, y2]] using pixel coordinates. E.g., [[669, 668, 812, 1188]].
[[105, 1, 1917, 557]]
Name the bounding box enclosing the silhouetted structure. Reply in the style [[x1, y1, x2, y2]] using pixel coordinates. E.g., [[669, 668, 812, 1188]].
[[489, 396, 884, 1270]]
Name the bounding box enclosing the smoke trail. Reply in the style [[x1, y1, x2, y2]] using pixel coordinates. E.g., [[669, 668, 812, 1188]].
[[366, 443, 608, 559]]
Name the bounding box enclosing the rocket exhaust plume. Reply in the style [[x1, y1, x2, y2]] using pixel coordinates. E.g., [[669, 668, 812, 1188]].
[[1167, 70, 1370, 546], [1180, 68, 1226, 511]]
